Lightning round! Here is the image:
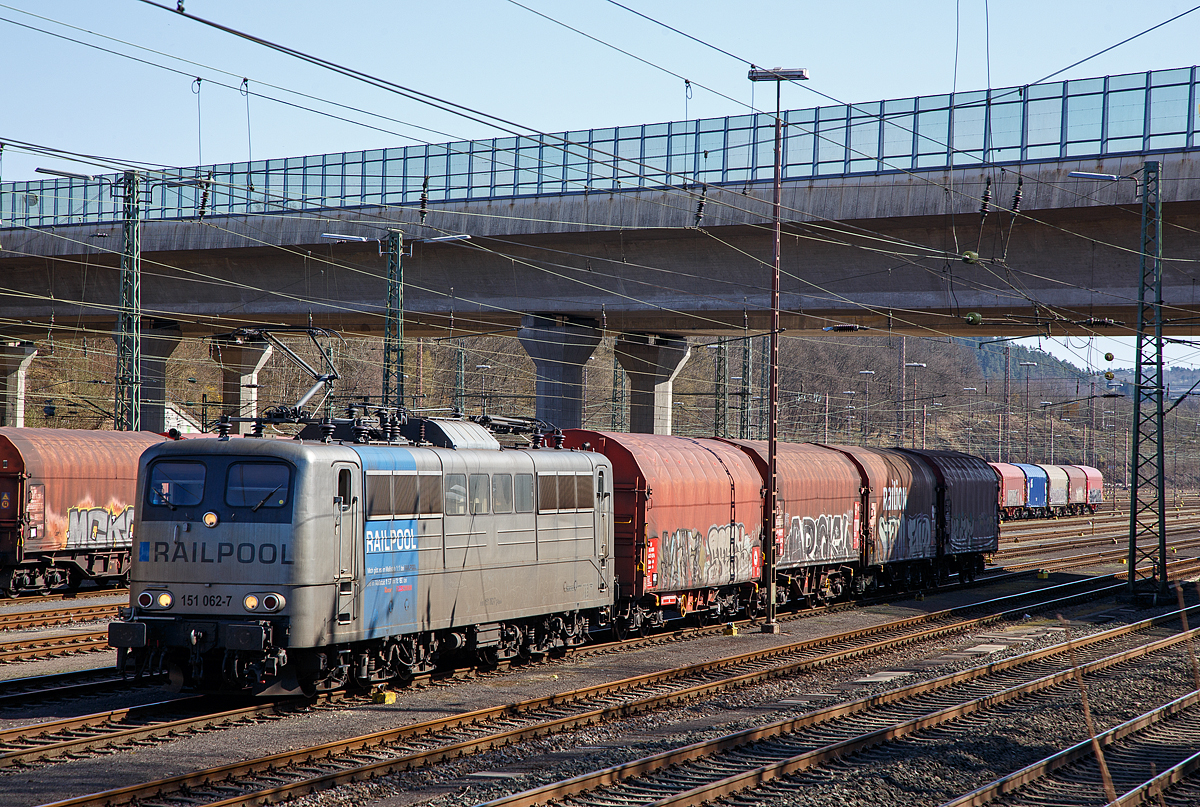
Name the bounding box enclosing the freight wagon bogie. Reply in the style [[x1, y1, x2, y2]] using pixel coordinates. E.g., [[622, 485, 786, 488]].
[[0, 555, 126, 597], [619, 582, 756, 636]]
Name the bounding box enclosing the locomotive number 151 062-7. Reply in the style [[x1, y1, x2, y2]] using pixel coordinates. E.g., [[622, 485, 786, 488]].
[[175, 594, 234, 608]]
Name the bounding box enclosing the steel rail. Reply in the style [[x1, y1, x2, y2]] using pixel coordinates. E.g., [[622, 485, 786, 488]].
[[34, 577, 1138, 807], [485, 621, 1200, 807]]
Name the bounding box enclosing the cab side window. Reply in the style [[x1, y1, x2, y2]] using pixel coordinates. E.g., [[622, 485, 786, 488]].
[[444, 474, 467, 515], [469, 474, 490, 514]]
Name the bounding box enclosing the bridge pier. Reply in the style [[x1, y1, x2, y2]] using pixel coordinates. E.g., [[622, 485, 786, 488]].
[[517, 315, 601, 430], [615, 334, 691, 435], [137, 322, 182, 434], [209, 336, 273, 434], [0, 342, 37, 427]]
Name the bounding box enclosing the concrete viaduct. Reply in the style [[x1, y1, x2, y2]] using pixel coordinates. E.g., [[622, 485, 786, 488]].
[[3, 68, 1200, 433]]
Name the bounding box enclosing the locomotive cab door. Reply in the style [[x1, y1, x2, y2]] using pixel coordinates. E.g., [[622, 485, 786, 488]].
[[332, 464, 362, 629]]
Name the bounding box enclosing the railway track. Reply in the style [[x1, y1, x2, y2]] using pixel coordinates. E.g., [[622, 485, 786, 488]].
[[0, 667, 164, 707], [481, 609, 1200, 807], [0, 631, 109, 663], [28, 573, 1155, 807], [1000, 536, 1200, 574], [944, 687, 1200, 806], [0, 603, 119, 632], [0, 535, 1179, 667], [0, 693, 355, 768]]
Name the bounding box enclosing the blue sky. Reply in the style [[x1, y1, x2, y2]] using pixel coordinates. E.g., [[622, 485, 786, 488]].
[[2, 0, 1198, 369]]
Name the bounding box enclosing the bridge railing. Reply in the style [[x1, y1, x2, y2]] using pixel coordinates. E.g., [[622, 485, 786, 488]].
[[2, 65, 1197, 230]]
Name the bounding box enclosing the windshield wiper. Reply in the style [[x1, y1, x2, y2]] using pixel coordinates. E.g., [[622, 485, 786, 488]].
[[251, 483, 284, 512]]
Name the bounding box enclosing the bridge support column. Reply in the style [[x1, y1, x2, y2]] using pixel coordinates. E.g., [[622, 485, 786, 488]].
[[0, 342, 37, 427], [518, 316, 601, 429], [615, 334, 691, 435], [209, 337, 273, 434], [138, 322, 182, 434]]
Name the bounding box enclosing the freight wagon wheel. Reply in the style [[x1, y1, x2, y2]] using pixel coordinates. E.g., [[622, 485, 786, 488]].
[[614, 615, 644, 641]]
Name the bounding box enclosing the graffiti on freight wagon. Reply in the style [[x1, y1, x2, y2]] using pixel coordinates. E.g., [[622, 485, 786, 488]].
[[65, 505, 134, 549], [645, 521, 762, 590], [872, 482, 934, 561], [782, 509, 859, 564]]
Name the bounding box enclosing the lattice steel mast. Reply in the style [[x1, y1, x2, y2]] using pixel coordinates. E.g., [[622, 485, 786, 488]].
[[382, 231, 404, 408], [115, 171, 142, 431], [1127, 160, 1167, 597]]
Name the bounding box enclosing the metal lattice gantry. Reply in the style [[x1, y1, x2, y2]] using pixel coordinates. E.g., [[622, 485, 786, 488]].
[[712, 341, 728, 438], [1127, 160, 1167, 596], [114, 170, 141, 431], [382, 231, 404, 409]]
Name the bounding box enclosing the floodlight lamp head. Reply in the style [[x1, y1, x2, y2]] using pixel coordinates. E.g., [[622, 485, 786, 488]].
[[748, 67, 809, 82], [35, 167, 95, 181], [321, 233, 371, 242], [1068, 171, 1121, 181], [420, 234, 472, 243]]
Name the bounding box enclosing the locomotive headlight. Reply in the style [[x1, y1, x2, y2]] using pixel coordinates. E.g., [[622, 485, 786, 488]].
[[156, 592, 173, 609], [203, 512, 219, 528], [137, 591, 153, 608], [243, 594, 259, 611], [261, 593, 285, 612]]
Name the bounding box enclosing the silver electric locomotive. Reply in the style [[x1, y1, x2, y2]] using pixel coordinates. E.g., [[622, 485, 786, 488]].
[[109, 420, 614, 694]]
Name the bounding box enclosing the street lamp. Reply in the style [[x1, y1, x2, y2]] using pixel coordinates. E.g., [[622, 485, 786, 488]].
[[748, 64, 809, 635], [476, 364, 491, 415], [905, 363, 926, 448], [1040, 403, 1054, 462], [1019, 362, 1038, 462], [858, 370, 875, 441], [963, 388, 978, 455]]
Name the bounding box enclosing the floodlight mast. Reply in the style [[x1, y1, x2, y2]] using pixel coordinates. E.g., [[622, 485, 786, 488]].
[[748, 65, 808, 634]]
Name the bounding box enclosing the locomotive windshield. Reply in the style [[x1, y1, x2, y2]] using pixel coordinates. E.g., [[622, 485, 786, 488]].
[[226, 462, 292, 509], [148, 461, 206, 508]]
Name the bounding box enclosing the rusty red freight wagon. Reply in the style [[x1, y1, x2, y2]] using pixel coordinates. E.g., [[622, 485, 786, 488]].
[[721, 439, 863, 604], [1062, 465, 1089, 514], [824, 444, 939, 589], [989, 462, 1027, 520], [0, 428, 167, 594], [564, 430, 763, 628]]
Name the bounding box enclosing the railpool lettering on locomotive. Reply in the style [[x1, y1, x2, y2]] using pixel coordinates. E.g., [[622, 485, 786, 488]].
[[140, 540, 294, 564]]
